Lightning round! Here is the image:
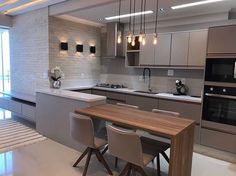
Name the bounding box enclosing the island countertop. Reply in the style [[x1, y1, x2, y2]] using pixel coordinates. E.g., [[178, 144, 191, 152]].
[[36, 88, 106, 103]]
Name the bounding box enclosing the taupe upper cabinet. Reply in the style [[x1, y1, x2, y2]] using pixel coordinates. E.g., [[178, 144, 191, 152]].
[[139, 34, 155, 65], [154, 33, 171, 65], [188, 30, 208, 66], [207, 25, 236, 55], [170, 32, 190, 66]]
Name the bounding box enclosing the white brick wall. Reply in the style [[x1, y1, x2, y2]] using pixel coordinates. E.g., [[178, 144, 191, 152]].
[[49, 17, 101, 88], [10, 8, 49, 95]]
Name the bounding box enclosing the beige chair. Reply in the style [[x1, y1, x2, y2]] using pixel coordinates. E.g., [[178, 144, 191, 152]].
[[141, 109, 180, 176], [107, 125, 155, 176], [69, 113, 113, 176]]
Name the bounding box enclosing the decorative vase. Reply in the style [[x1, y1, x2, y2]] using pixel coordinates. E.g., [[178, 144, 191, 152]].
[[52, 80, 61, 89]]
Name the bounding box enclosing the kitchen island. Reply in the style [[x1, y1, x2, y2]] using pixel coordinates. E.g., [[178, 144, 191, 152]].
[[35, 89, 106, 151]]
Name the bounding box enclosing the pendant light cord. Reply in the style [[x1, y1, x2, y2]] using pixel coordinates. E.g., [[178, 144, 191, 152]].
[[118, 0, 121, 31], [143, 0, 146, 34], [155, 0, 159, 34], [132, 0, 136, 35], [129, 0, 132, 32], [140, 0, 143, 34]]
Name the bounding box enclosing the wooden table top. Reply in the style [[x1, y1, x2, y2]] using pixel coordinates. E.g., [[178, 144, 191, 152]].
[[75, 104, 195, 138]]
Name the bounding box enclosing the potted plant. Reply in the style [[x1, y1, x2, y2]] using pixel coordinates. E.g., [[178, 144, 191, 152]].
[[49, 66, 64, 89]]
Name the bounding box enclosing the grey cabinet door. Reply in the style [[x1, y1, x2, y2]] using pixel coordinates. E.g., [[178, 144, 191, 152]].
[[158, 99, 201, 124], [154, 33, 171, 65], [170, 32, 189, 66], [139, 34, 155, 65], [126, 95, 158, 111], [207, 25, 236, 54], [188, 30, 208, 66]]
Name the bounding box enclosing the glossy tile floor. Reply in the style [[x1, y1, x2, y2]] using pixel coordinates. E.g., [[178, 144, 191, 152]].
[[0, 138, 235, 176]]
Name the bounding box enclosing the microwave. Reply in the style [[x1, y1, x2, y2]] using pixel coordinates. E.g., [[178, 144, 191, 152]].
[[205, 58, 236, 83]]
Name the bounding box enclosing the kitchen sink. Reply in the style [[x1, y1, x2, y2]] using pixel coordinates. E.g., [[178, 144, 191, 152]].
[[134, 90, 158, 94]]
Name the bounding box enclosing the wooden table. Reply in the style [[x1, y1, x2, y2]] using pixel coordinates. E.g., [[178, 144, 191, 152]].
[[75, 104, 195, 176]]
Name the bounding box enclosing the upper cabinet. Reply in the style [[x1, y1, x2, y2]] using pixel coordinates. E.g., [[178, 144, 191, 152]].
[[125, 29, 208, 68], [170, 32, 190, 66], [188, 30, 208, 66], [207, 25, 236, 55], [154, 33, 171, 65], [139, 34, 155, 65]]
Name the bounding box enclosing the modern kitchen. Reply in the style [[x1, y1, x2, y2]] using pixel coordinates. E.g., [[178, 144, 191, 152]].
[[0, 0, 235, 176]]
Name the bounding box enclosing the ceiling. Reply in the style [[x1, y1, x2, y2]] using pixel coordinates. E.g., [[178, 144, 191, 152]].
[[64, 0, 236, 24], [0, 0, 67, 16]]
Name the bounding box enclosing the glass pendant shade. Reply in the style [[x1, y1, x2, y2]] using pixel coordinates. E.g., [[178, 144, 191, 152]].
[[153, 33, 158, 45], [142, 35, 146, 45], [117, 31, 122, 44]]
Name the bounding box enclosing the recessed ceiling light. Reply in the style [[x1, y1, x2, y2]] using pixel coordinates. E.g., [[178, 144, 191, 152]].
[[4, 0, 45, 14], [105, 10, 153, 21], [171, 0, 226, 10]]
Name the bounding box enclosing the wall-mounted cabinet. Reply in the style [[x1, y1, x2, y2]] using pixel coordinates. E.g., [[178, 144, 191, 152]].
[[125, 29, 208, 69]]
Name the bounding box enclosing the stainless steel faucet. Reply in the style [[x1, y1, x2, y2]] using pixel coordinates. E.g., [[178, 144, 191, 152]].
[[143, 68, 152, 92]]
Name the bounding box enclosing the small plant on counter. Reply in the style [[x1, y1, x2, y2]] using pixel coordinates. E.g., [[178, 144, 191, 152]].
[[49, 66, 65, 89]]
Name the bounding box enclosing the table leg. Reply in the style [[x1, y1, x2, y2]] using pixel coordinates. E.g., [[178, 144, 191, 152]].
[[168, 124, 195, 176]]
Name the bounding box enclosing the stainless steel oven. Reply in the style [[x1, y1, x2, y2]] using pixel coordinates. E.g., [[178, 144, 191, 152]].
[[205, 58, 236, 83], [202, 85, 236, 126]]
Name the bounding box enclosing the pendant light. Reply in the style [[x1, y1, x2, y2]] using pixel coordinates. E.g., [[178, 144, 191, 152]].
[[138, 0, 144, 43], [131, 0, 136, 46], [117, 0, 122, 44], [141, 0, 146, 45], [153, 0, 159, 45], [127, 0, 132, 43]]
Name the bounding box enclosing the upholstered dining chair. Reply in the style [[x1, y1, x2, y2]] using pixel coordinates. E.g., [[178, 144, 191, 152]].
[[69, 112, 113, 176], [107, 125, 155, 176]]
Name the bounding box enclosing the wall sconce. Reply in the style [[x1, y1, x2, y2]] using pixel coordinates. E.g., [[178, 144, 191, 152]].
[[76, 44, 83, 53], [60, 42, 68, 51], [90, 46, 96, 54]]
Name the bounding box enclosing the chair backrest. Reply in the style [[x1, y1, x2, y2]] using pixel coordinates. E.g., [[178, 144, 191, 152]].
[[69, 112, 95, 148], [152, 109, 180, 117], [117, 103, 139, 109], [106, 125, 144, 167]]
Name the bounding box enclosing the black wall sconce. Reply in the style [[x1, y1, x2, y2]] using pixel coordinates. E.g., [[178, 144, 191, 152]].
[[60, 42, 68, 51], [76, 44, 83, 53], [90, 46, 96, 54]]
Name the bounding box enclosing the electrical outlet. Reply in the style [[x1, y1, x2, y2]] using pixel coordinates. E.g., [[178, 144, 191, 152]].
[[138, 76, 143, 81], [181, 78, 186, 84], [167, 70, 174, 76], [81, 73, 85, 78]]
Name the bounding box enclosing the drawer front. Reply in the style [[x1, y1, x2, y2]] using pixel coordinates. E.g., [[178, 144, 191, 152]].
[[22, 104, 36, 122], [0, 97, 10, 110], [106, 92, 126, 102], [91, 90, 106, 96], [126, 95, 158, 111], [201, 128, 236, 154], [8, 100, 22, 114], [158, 99, 201, 123]]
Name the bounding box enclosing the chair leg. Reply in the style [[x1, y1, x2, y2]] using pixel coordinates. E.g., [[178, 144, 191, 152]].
[[101, 145, 108, 155], [115, 157, 118, 168], [94, 149, 113, 175], [156, 153, 161, 176], [83, 148, 93, 176], [119, 163, 131, 176], [161, 151, 169, 163], [136, 166, 148, 176], [73, 147, 90, 167]]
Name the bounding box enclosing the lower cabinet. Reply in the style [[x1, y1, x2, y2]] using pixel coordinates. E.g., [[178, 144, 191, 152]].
[[22, 104, 36, 122], [126, 95, 158, 111], [201, 128, 236, 154], [158, 99, 201, 124]]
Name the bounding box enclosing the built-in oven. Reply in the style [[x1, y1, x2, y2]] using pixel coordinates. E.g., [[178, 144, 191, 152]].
[[205, 58, 236, 83], [202, 85, 236, 126]]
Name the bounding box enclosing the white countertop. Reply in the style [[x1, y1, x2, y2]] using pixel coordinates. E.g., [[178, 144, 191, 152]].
[[36, 88, 106, 103], [0, 90, 36, 103], [69, 86, 202, 104]]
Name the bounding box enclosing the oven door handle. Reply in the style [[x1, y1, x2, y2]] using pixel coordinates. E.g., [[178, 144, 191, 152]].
[[234, 61, 236, 79], [205, 93, 236, 100]]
